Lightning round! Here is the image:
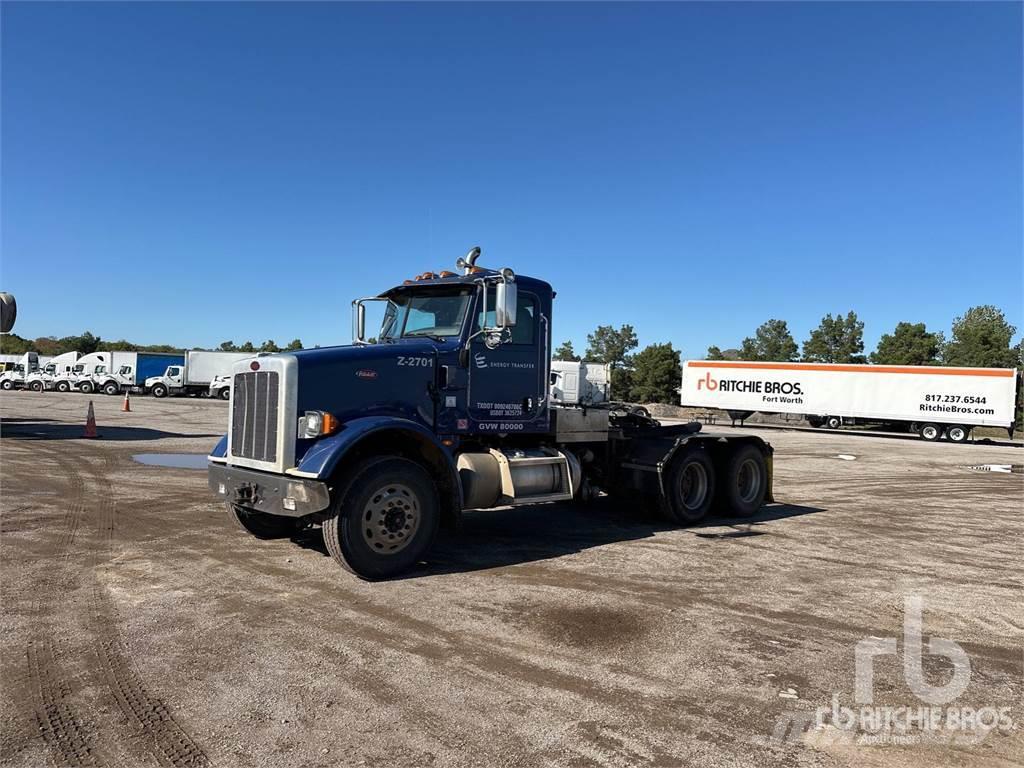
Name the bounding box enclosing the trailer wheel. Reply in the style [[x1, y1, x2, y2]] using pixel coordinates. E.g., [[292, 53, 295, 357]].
[[825, 415, 842, 429], [228, 504, 297, 539], [721, 444, 767, 517], [103, 382, 119, 396], [79, 381, 94, 394], [56, 381, 70, 392], [662, 447, 715, 524], [945, 425, 969, 444], [919, 423, 942, 442], [322, 457, 439, 580], [806, 415, 825, 428], [29, 381, 43, 392], [151, 383, 168, 398]]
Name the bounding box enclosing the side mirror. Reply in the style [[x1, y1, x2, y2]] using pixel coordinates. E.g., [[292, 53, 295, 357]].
[[356, 303, 366, 343], [495, 281, 517, 328]]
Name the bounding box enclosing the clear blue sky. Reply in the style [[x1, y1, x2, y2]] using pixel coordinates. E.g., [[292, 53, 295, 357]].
[[3, 2, 1021, 356]]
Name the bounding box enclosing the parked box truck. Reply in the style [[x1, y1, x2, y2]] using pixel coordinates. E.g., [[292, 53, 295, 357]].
[[680, 360, 1020, 442], [86, 352, 186, 395], [146, 351, 255, 397], [550, 361, 611, 404]]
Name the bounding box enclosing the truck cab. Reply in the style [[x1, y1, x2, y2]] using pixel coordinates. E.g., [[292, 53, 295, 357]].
[[210, 249, 774, 579], [0, 353, 39, 390]]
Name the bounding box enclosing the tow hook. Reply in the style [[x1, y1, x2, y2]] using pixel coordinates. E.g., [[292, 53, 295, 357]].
[[234, 482, 260, 506]]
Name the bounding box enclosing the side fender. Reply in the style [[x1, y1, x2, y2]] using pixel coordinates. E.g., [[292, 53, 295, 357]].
[[209, 435, 228, 459], [296, 416, 464, 523]]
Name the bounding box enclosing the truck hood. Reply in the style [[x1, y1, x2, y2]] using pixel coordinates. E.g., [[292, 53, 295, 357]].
[[289, 340, 451, 425]]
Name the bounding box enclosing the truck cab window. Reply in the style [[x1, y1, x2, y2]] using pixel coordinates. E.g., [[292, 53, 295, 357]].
[[380, 289, 473, 341], [475, 291, 537, 345]]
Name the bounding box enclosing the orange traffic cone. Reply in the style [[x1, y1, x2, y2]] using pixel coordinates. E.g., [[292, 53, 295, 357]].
[[122, 392, 131, 412], [83, 400, 98, 439]]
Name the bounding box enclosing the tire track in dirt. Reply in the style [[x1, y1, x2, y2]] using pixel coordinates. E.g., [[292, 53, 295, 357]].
[[15, 441, 209, 768]]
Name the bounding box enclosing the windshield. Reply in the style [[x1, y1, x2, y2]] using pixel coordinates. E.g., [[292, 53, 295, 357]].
[[380, 289, 473, 341], [72, 364, 84, 374], [95, 366, 106, 375]]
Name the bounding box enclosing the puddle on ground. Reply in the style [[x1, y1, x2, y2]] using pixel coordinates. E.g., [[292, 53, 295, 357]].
[[132, 453, 208, 470], [963, 464, 1023, 474]]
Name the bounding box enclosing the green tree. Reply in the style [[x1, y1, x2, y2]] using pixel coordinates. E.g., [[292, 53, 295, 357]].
[[942, 305, 1017, 368], [259, 340, 281, 353], [238, 341, 256, 353], [0, 333, 32, 354], [739, 319, 798, 361], [585, 324, 638, 368], [706, 346, 740, 361], [285, 339, 303, 351], [218, 341, 238, 352], [58, 331, 102, 355], [870, 322, 942, 365], [802, 312, 866, 363], [629, 343, 682, 404], [553, 340, 580, 361]]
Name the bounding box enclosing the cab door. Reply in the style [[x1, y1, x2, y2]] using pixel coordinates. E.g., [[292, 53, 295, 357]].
[[467, 289, 547, 433]]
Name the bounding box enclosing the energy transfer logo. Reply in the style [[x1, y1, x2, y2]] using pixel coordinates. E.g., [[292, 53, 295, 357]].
[[768, 596, 1015, 747]]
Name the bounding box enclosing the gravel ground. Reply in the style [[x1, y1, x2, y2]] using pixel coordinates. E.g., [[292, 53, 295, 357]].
[[1, 391, 1021, 768]]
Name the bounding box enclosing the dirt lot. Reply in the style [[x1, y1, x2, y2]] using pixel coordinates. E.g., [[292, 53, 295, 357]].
[[1, 391, 1021, 768]]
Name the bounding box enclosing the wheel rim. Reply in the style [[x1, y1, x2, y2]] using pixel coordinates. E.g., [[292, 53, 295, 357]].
[[949, 427, 965, 442], [923, 425, 938, 440], [736, 458, 762, 504], [361, 483, 420, 554], [678, 462, 709, 511]]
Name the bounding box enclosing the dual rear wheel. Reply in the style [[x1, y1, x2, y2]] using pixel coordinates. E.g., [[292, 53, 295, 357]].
[[661, 443, 767, 524]]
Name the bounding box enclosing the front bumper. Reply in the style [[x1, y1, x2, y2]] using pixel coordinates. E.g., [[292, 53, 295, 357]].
[[208, 462, 331, 517]]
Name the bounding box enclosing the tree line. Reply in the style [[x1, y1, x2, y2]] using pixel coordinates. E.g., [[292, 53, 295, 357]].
[[554, 304, 1022, 405], [0, 331, 305, 356]]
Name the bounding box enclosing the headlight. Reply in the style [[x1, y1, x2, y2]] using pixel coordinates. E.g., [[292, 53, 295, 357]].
[[298, 410, 340, 439]]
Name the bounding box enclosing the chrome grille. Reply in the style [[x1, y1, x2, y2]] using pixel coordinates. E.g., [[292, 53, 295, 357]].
[[230, 371, 279, 463]]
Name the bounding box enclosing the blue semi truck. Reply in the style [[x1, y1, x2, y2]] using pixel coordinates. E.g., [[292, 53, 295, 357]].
[[209, 248, 775, 579]]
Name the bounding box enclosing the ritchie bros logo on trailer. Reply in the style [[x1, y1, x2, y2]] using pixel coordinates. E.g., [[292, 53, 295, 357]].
[[695, 371, 805, 396]]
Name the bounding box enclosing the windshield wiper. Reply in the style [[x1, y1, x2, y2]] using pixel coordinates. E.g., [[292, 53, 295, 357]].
[[404, 332, 447, 342]]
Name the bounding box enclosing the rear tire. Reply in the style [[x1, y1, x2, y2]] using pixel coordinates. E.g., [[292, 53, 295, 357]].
[[322, 457, 439, 580], [56, 381, 70, 393], [103, 382, 119, 396], [29, 381, 43, 392], [152, 384, 168, 398], [919, 423, 942, 442], [79, 381, 94, 394], [720, 444, 767, 517], [945, 424, 969, 443], [661, 446, 715, 524], [227, 504, 297, 539]]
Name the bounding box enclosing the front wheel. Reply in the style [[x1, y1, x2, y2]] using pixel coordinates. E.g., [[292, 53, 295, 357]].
[[0, 380, 13, 391], [661, 446, 716, 524], [219, 388, 231, 401], [29, 381, 43, 392], [322, 457, 440, 580], [228, 504, 297, 539], [151, 384, 168, 398], [56, 381, 70, 393], [103, 382, 119, 396]]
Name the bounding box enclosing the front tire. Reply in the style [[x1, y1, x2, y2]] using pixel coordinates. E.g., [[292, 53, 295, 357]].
[[661, 446, 716, 524], [1, 380, 13, 391], [227, 504, 297, 539], [219, 388, 231, 401], [151, 384, 168, 398], [29, 381, 43, 392], [56, 381, 70, 393], [79, 381, 94, 394], [322, 457, 439, 580], [103, 382, 119, 396]]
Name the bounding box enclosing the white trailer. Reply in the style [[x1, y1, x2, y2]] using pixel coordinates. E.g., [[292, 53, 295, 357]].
[[681, 360, 1020, 443], [145, 351, 255, 398], [550, 361, 611, 404]]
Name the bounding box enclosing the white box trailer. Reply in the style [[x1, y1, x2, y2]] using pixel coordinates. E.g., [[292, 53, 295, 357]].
[[145, 351, 256, 397], [681, 360, 1020, 442]]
